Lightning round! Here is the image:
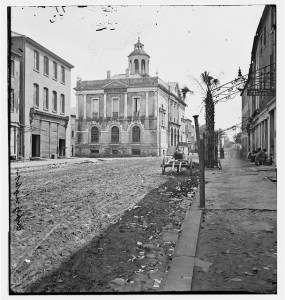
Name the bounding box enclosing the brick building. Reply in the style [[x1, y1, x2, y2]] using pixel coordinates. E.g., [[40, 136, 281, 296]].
[[240, 5, 276, 161], [74, 38, 187, 157], [11, 32, 74, 159]]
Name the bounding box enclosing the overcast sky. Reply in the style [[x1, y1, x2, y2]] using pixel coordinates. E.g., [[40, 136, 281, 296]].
[[10, 4, 266, 134]]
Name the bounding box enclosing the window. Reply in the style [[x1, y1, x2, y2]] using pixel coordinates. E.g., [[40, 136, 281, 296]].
[[132, 149, 140, 155], [171, 128, 173, 146], [132, 126, 141, 143], [111, 126, 119, 143], [92, 98, 99, 118], [44, 56, 49, 75], [33, 84, 39, 107], [60, 94, 65, 114], [141, 59, 145, 73], [10, 89, 15, 112], [91, 149, 99, 154], [53, 61, 57, 79], [91, 126, 99, 143], [61, 66, 65, 83], [34, 50, 39, 71], [43, 87, 49, 109], [133, 97, 140, 115], [134, 59, 139, 73], [52, 91, 57, 112], [71, 130, 74, 138], [112, 97, 119, 118], [11, 60, 15, 77]]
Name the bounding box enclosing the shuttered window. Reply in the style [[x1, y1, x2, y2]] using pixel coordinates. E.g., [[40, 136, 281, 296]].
[[132, 126, 140, 143], [91, 126, 99, 143], [33, 84, 39, 107], [43, 87, 49, 109], [111, 126, 119, 143], [52, 91, 57, 112]]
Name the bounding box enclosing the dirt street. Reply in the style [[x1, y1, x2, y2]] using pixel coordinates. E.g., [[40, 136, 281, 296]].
[[10, 157, 198, 293]]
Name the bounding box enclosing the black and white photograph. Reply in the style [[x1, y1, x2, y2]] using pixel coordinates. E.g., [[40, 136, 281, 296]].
[[2, 0, 284, 297]]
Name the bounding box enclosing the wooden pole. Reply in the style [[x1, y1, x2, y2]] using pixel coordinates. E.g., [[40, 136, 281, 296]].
[[200, 135, 205, 208], [193, 115, 200, 159]]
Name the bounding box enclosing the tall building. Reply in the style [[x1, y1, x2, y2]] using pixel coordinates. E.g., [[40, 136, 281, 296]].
[[11, 32, 74, 159], [74, 38, 187, 157], [10, 50, 22, 160], [240, 5, 276, 161]]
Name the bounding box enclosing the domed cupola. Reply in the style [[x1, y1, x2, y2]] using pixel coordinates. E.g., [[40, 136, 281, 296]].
[[128, 38, 150, 75]]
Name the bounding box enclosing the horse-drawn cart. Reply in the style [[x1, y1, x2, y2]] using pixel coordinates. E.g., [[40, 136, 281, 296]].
[[161, 155, 193, 174]]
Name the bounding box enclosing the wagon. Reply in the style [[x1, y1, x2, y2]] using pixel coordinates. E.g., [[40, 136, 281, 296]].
[[161, 155, 193, 174]]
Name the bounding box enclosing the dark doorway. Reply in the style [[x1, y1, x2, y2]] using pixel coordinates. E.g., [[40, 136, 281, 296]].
[[59, 139, 66, 157], [32, 134, 40, 157]]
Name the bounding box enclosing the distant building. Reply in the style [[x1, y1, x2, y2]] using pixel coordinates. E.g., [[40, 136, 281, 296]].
[[11, 31, 74, 159], [185, 119, 197, 152], [74, 38, 187, 157], [240, 5, 276, 161], [10, 50, 22, 160]]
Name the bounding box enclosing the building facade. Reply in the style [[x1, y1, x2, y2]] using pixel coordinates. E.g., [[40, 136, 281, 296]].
[[74, 39, 187, 157], [10, 51, 22, 160], [11, 32, 74, 159], [185, 119, 197, 152], [241, 5, 276, 162]]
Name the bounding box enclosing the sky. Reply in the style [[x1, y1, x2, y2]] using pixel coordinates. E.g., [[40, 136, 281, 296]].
[[9, 3, 266, 134]]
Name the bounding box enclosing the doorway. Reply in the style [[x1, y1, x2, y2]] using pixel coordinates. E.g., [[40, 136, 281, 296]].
[[59, 139, 66, 157], [32, 134, 40, 157]]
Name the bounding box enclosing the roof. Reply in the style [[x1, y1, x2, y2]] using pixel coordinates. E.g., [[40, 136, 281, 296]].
[[11, 31, 74, 69], [128, 48, 150, 58]]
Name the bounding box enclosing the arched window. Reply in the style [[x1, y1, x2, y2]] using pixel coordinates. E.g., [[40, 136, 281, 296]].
[[174, 129, 177, 146], [132, 126, 140, 143], [111, 126, 119, 143], [141, 59, 145, 73], [171, 128, 173, 146], [134, 59, 139, 73], [91, 126, 99, 143]]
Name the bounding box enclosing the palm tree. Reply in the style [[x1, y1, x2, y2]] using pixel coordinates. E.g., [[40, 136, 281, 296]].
[[200, 71, 220, 166], [181, 86, 193, 100]]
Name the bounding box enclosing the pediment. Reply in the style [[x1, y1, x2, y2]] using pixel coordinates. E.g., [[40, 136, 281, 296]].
[[102, 80, 128, 89]]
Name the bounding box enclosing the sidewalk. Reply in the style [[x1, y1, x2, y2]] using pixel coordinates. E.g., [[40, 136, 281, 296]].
[[162, 156, 277, 292]]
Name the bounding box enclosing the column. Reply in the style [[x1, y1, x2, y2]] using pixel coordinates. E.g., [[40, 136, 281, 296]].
[[154, 91, 157, 118], [83, 94, 86, 120], [124, 93, 128, 118], [76, 94, 79, 117], [104, 93, 107, 118], [145, 91, 149, 118]]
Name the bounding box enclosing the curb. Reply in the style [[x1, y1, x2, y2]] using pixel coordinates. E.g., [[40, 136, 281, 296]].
[[162, 189, 202, 291]]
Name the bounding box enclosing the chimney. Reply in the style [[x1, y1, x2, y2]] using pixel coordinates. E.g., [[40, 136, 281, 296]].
[[107, 70, 111, 79], [126, 68, 129, 78]]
